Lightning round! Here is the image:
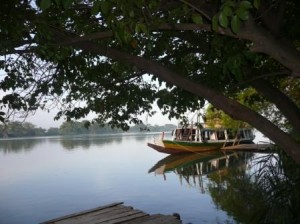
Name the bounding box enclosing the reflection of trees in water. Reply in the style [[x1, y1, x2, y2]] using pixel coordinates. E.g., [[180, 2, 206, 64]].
[[151, 151, 300, 223], [208, 157, 265, 223], [132, 133, 152, 142], [59, 133, 152, 150], [251, 153, 300, 223], [208, 152, 300, 223], [59, 135, 123, 150], [0, 138, 45, 154], [173, 152, 253, 193], [149, 151, 253, 192]]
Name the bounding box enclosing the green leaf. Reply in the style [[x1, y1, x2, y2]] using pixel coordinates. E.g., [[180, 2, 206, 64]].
[[219, 12, 229, 28], [191, 13, 203, 25], [91, 1, 101, 15], [223, 0, 235, 8], [62, 0, 73, 9], [212, 15, 219, 31], [39, 0, 52, 10], [239, 1, 253, 9], [222, 5, 233, 17], [129, 10, 135, 17], [253, 0, 261, 9], [135, 23, 140, 33], [236, 8, 249, 20], [135, 23, 147, 34], [101, 1, 111, 15], [230, 15, 241, 34]]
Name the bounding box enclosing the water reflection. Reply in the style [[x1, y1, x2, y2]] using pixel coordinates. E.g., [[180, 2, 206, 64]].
[[132, 133, 154, 142], [0, 138, 46, 154], [149, 151, 300, 223], [58, 135, 123, 150], [0, 133, 152, 153], [149, 151, 252, 190], [59, 133, 153, 150]]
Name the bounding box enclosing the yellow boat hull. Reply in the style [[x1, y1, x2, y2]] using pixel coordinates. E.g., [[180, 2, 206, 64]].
[[148, 140, 223, 154]]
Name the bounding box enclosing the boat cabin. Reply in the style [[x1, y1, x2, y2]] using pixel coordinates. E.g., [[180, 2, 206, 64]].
[[172, 127, 255, 143]]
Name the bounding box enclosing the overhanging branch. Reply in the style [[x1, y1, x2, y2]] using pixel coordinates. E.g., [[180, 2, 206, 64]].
[[60, 34, 300, 163]]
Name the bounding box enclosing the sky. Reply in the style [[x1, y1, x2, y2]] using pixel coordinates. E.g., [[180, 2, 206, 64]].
[[0, 70, 178, 129], [22, 107, 270, 142], [0, 70, 269, 143], [27, 108, 269, 142], [23, 107, 178, 129], [1, 88, 269, 142]]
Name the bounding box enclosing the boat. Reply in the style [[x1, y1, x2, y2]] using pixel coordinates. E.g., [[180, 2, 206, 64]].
[[147, 126, 255, 154]]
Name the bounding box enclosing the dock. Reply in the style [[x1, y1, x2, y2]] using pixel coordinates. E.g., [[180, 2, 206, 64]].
[[41, 202, 181, 224]]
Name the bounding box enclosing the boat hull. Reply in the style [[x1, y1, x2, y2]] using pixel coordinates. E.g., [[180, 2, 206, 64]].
[[148, 138, 257, 154], [147, 140, 223, 154]]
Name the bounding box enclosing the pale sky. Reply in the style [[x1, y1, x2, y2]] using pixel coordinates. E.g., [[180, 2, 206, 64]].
[[0, 70, 178, 129], [1, 89, 269, 143], [24, 107, 178, 129], [0, 70, 269, 144], [24, 108, 272, 143]]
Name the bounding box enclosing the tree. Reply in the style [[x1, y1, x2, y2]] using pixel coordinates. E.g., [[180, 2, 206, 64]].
[[46, 127, 60, 136], [0, 0, 299, 162], [0, 121, 45, 137], [59, 121, 89, 135], [204, 104, 251, 130]]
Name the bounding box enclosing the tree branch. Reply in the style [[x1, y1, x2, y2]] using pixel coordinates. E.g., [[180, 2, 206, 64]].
[[251, 78, 300, 133], [59, 31, 113, 45], [239, 70, 290, 85], [159, 20, 300, 77], [61, 36, 300, 163]]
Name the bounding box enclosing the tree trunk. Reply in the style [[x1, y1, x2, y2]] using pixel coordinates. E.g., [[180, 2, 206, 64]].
[[68, 40, 300, 163], [239, 19, 300, 77], [251, 79, 300, 134]]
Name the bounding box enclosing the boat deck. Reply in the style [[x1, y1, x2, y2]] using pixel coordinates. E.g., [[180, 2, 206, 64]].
[[41, 202, 181, 224]]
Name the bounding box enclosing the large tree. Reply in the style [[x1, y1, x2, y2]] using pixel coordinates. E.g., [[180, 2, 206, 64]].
[[0, 0, 300, 162]]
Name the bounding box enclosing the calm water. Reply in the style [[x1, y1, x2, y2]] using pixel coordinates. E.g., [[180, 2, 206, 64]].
[[0, 133, 295, 224]]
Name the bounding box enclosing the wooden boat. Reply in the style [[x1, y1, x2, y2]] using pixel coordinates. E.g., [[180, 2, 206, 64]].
[[147, 126, 255, 154]]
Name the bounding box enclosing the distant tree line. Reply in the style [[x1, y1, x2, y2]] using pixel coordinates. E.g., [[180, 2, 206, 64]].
[[0, 121, 176, 138], [0, 121, 47, 138]]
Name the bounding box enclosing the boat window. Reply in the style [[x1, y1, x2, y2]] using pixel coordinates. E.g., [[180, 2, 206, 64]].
[[210, 131, 216, 140], [239, 130, 245, 138], [191, 129, 196, 141], [227, 129, 233, 139], [201, 130, 209, 141], [217, 130, 225, 140], [244, 129, 252, 138]]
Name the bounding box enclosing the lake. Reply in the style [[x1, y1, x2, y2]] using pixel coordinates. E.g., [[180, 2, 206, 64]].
[[0, 133, 298, 224]]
